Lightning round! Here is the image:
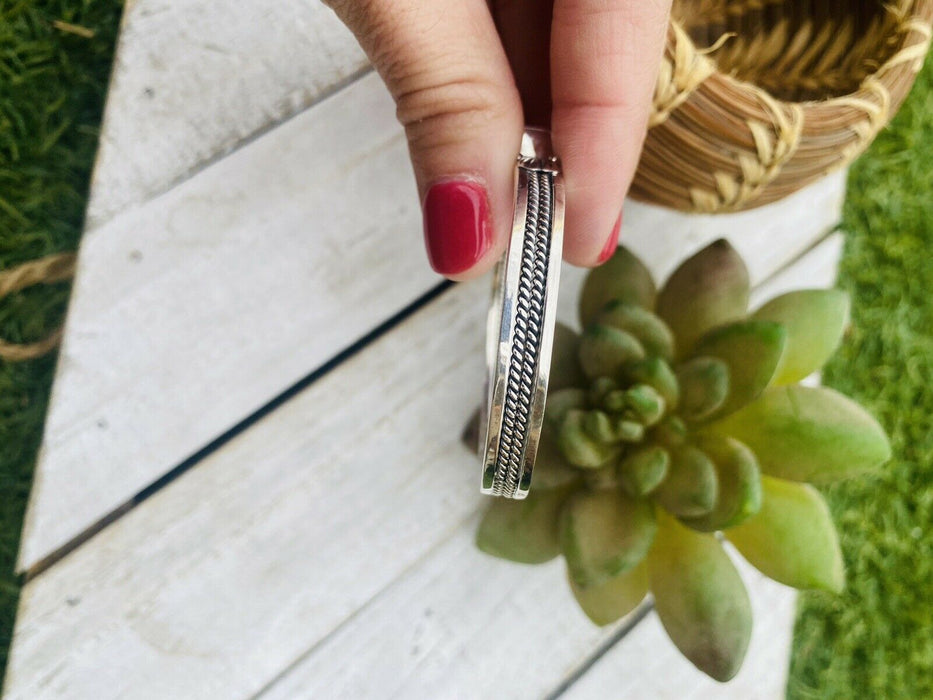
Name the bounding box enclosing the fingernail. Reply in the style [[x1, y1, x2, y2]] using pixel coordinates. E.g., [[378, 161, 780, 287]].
[[423, 181, 492, 276], [597, 212, 623, 264]]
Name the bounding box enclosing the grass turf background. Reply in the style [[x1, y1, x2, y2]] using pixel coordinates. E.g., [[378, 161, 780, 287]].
[[0, 0, 123, 676], [786, 56, 933, 699], [0, 1, 931, 695]]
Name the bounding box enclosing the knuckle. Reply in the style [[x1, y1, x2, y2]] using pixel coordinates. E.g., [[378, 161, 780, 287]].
[[395, 74, 512, 149]]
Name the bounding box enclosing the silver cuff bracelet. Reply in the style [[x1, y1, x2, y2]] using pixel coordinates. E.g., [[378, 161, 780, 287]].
[[481, 128, 565, 499]]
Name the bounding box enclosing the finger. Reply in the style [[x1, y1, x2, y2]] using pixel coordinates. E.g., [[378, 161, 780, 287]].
[[551, 0, 671, 266], [493, 0, 553, 126], [327, 0, 523, 280]]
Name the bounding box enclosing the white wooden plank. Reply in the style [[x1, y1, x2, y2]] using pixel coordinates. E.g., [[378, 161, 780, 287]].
[[86, 0, 367, 228], [749, 233, 845, 309], [20, 51, 847, 576], [17, 72, 434, 573], [257, 525, 647, 700], [7, 231, 844, 700], [7, 284, 487, 700]]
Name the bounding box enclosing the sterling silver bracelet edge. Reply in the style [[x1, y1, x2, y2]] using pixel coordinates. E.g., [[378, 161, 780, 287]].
[[481, 129, 564, 499]]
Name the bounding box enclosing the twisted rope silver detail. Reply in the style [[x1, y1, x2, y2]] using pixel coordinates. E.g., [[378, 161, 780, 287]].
[[490, 168, 554, 496]]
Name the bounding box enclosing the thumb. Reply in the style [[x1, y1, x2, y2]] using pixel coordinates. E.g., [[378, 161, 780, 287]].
[[327, 0, 524, 280]]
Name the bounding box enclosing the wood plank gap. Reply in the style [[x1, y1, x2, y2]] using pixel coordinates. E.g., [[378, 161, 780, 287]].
[[23, 279, 452, 582], [249, 508, 481, 700], [545, 603, 654, 700], [86, 65, 375, 234]]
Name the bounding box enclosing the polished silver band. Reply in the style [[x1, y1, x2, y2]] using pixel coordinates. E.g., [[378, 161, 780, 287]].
[[481, 129, 564, 499]]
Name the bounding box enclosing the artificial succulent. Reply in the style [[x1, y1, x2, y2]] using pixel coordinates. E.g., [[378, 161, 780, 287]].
[[476, 240, 891, 682]]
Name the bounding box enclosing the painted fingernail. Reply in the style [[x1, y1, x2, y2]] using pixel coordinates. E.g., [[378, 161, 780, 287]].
[[423, 181, 492, 276], [597, 212, 623, 264]]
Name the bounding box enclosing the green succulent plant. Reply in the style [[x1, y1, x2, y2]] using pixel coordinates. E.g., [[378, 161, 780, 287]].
[[476, 240, 891, 682]]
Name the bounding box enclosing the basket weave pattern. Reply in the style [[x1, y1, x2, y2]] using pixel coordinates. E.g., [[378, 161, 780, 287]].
[[634, 0, 933, 212]]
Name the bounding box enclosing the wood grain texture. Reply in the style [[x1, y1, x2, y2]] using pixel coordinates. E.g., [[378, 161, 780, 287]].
[[6, 233, 843, 700], [257, 526, 644, 700], [17, 73, 435, 573], [18, 28, 847, 575], [85, 0, 367, 228]]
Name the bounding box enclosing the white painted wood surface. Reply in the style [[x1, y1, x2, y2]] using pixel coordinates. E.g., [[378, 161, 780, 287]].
[[6, 232, 843, 700], [19, 0, 848, 573], [86, 0, 367, 228], [17, 73, 437, 573], [19, 115, 847, 573]]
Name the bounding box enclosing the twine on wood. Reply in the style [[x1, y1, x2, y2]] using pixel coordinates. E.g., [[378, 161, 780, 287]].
[[633, 0, 933, 213], [0, 253, 76, 362]]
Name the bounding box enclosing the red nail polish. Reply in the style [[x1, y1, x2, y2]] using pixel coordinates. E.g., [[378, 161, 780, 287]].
[[598, 213, 622, 264], [423, 181, 492, 275]]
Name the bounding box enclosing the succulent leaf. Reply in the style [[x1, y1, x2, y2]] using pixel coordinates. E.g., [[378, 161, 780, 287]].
[[477, 485, 575, 564], [656, 240, 750, 358], [677, 357, 730, 422], [727, 476, 844, 593], [583, 410, 617, 444], [619, 445, 670, 497], [550, 323, 586, 391], [624, 357, 680, 409], [581, 464, 623, 490], [651, 415, 688, 448], [752, 289, 850, 385], [558, 410, 621, 468], [711, 385, 891, 483], [692, 320, 787, 418], [560, 489, 657, 588], [648, 512, 752, 682], [624, 384, 667, 426], [578, 325, 646, 380], [602, 389, 628, 412], [580, 246, 657, 327], [596, 301, 675, 360], [570, 562, 649, 626], [544, 388, 586, 434], [615, 419, 646, 443], [531, 432, 580, 489], [654, 445, 719, 517], [681, 435, 762, 532], [589, 377, 619, 408]]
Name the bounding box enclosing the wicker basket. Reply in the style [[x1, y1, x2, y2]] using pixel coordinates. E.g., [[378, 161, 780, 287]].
[[634, 0, 933, 212]]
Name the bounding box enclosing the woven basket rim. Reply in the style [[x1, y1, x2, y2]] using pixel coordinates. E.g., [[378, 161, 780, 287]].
[[667, 4, 931, 110], [638, 0, 933, 213]]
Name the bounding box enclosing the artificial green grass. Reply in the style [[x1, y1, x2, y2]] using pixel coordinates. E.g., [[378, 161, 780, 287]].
[[0, 1, 931, 696], [787, 58, 933, 699], [0, 0, 123, 678]]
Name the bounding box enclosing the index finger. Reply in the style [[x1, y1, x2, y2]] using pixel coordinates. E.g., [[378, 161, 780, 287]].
[[550, 0, 671, 266]]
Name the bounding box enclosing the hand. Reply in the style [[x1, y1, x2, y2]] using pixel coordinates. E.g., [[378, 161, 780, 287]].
[[326, 0, 671, 279]]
